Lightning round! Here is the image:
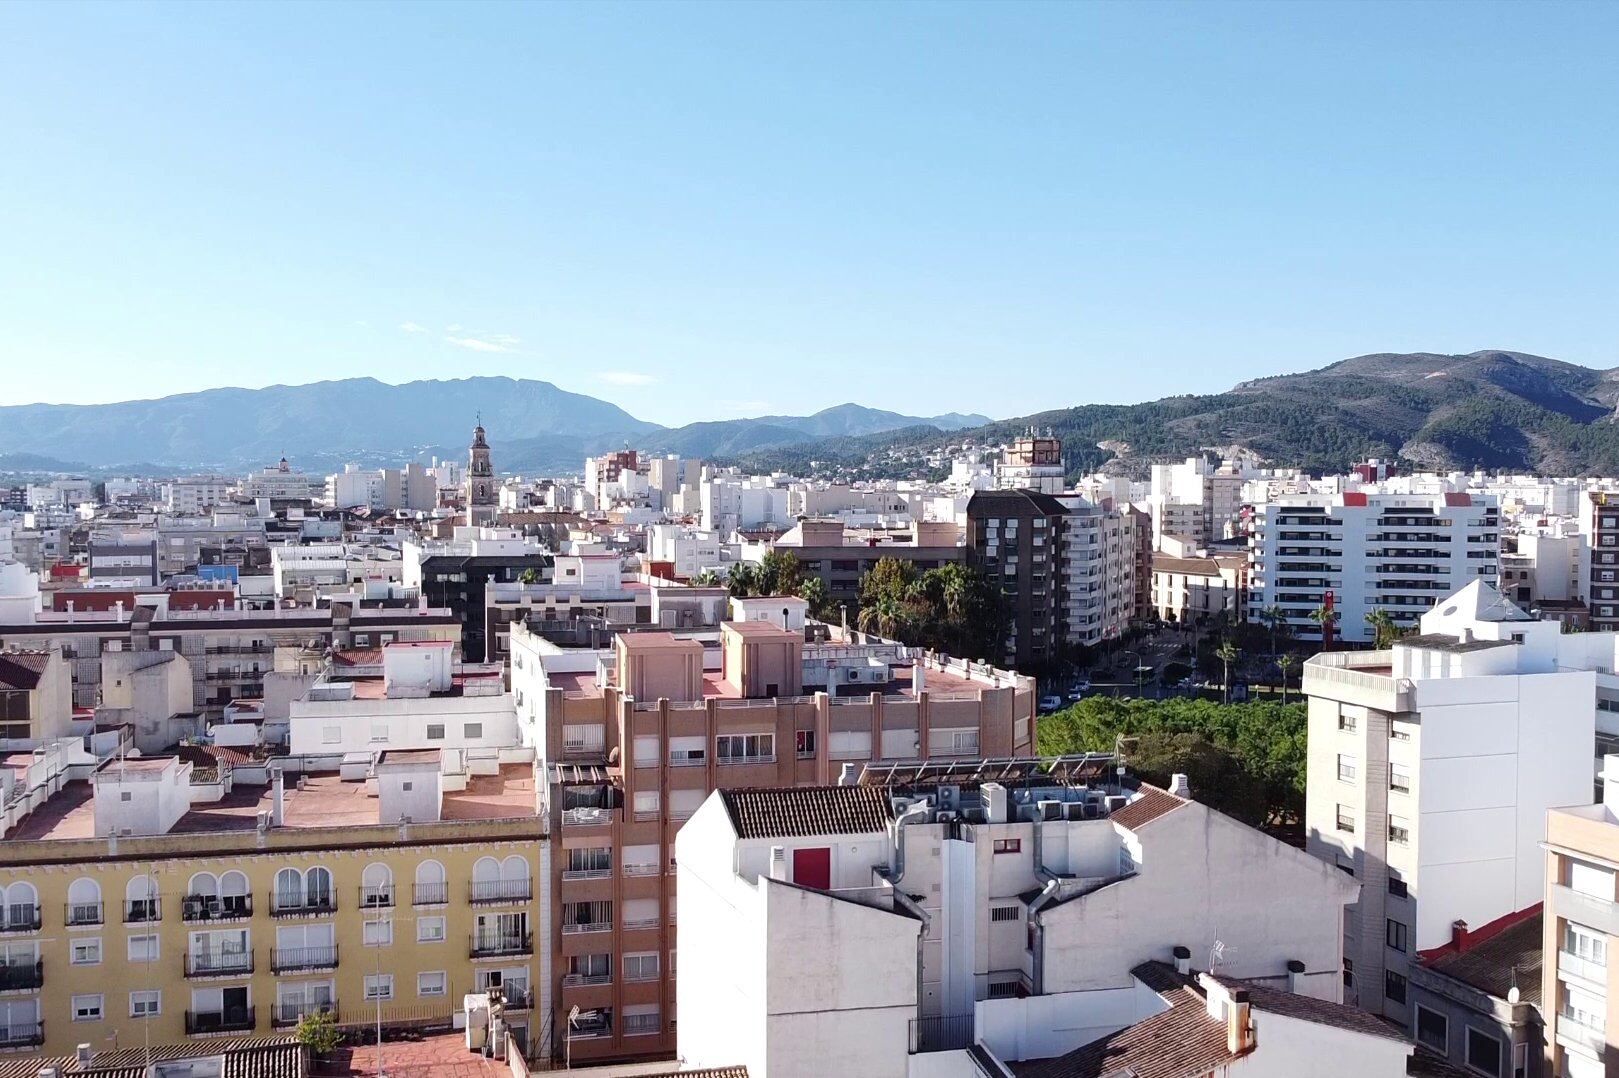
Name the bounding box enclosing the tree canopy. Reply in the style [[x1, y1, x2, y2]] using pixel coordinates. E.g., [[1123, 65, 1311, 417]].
[[855, 557, 1007, 661]]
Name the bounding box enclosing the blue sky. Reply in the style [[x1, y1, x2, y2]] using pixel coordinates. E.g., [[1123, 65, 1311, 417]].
[[3, 1, 1617, 426]]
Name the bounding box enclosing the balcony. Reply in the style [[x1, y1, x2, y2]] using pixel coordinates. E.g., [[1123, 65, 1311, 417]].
[[359, 886, 395, 910], [0, 960, 43, 992], [64, 902, 103, 927], [501, 986, 534, 1011], [272, 945, 339, 973], [182, 895, 252, 922], [1558, 950, 1607, 985], [412, 883, 449, 906], [186, 1007, 256, 1035], [271, 894, 337, 918], [468, 880, 532, 905], [562, 920, 611, 936], [623, 916, 659, 931], [562, 972, 613, 988], [272, 1003, 338, 1028], [0, 1022, 43, 1049], [470, 932, 532, 959], [910, 1014, 975, 1054], [563, 806, 617, 828], [567, 1013, 613, 1040], [562, 868, 613, 882], [124, 899, 162, 924], [622, 863, 658, 877], [0, 907, 41, 934], [185, 950, 254, 978]]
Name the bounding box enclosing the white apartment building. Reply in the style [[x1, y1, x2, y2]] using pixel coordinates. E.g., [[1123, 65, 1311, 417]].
[[1249, 490, 1500, 643], [1303, 581, 1594, 1023], [1148, 456, 1251, 550], [163, 476, 238, 514], [700, 471, 791, 534], [1057, 494, 1137, 646], [241, 458, 323, 501], [677, 762, 1355, 1078], [646, 525, 728, 579]]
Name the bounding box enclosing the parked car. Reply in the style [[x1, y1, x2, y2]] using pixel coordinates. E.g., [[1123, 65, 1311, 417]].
[[1039, 695, 1064, 712]]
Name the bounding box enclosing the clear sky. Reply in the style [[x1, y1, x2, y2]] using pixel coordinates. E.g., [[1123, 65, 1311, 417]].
[[3, 1, 1617, 426]]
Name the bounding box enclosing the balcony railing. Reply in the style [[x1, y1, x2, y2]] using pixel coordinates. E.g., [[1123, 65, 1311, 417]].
[[468, 880, 532, 905], [186, 1007, 256, 1035], [623, 916, 659, 931], [0, 1022, 43, 1048], [622, 863, 658, 877], [182, 895, 252, 922], [562, 972, 612, 988], [359, 886, 395, 909], [562, 868, 612, 882], [271, 894, 337, 917], [562, 806, 615, 828], [271, 1002, 337, 1028], [568, 1015, 612, 1040], [65, 902, 103, 926], [0, 906, 41, 933], [562, 921, 611, 936], [0, 960, 43, 992], [501, 986, 533, 1011], [470, 932, 532, 958], [185, 950, 254, 978], [910, 1014, 975, 1054], [412, 883, 449, 906], [124, 899, 162, 924], [272, 945, 339, 973]]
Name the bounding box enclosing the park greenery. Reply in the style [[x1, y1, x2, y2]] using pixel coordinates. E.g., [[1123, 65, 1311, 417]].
[[1037, 695, 1307, 836], [853, 557, 1009, 663]]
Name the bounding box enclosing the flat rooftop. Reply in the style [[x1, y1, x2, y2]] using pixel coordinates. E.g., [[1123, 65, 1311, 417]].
[[4, 763, 538, 843]]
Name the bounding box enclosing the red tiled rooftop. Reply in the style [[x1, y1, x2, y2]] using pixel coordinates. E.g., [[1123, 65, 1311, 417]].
[[316, 1033, 510, 1077]]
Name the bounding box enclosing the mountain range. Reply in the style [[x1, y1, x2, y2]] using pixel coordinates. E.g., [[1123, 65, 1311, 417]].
[[9, 351, 1619, 480], [0, 376, 989, 475]]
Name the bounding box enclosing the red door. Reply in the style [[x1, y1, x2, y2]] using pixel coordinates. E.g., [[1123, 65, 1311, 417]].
[[792, 847, 831, 890]]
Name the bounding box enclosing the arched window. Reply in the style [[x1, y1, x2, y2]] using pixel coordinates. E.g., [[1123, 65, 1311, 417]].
[[305, 866, 333, 907], [274, 868, 304, 910], [185, 871, 221, 920], [1, 881, 38, 929], [66, 878, 102, 926], [414, 860, 446, 906], [501, 855, 529, 885], [188, 872, 220, 899], [360, 863, 393, 908], [472, 857, 501, 884], [124, 876, 158, 923], [219, 871, 249, 916]]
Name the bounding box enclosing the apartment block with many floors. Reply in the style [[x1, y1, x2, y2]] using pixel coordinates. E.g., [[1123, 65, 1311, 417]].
[[0, 752, 547, 1059], [509, 615, 1036, 1066], [1304, 581, 1593, 1024], [1250, 491, 1500, 644]]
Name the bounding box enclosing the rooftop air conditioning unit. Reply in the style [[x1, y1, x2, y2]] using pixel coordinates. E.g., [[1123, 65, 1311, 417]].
[[1037, 800, 1062, 821], [1104, 795, 1129, 814]]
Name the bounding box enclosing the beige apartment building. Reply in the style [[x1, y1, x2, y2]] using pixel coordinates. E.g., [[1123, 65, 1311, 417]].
[[0, 752, 545, 1058], [1543, 763, 1619, 1078], [510, 616, 1037, 1065]]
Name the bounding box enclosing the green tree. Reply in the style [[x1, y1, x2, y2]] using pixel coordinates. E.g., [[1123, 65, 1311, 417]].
[[1260, 604, 1288, 655], [1365, 609, 1406, 649], [1215, 640, 1240, 703], [797, 576, 834, 621], [294, 1009, 343, 1059], [1276, 653, 1298, 705], [726, 562, 762, 598], [518, 567, 542, 585], [690, 569, 721, 587], [757, 550, 805, 596], [1308, 603, 1340, 644]]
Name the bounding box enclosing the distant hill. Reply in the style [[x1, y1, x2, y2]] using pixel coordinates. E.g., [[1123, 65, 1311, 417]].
[[0, 377, 992, 474], [724, 351, 1619, 478]]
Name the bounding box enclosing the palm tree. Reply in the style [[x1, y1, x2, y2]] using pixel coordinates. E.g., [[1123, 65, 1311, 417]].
[[1216, 640, 1240, 703], [1308, 604, 1340, 645], [1277, 653, 1298, 705], [857, 594, 909, 640], [797, 576, 831, 620], [1365, 609, 1405, 650], [1261, 604, 1287, 655], [691, 569, 721, 588], [726, 563, 761, 598]]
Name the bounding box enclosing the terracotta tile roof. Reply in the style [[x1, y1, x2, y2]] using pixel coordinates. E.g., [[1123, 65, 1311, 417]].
[[1232, 979, 1408, 1043], [0, 1035, 304, 1078], [1109, 785, 1187, 832], [719, 784, 895, 839], [1422, 907, 1543, 1006], [0, 650, 51, 690]]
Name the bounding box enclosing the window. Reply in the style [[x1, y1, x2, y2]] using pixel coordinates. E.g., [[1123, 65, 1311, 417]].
[[716, 733, 774, 763], [1568, 858, 1615, 900], [1389, 816, 1411, 845], [1390, 765, 1411, 795], [1390, 724, 1411, 742], [1337, 754, 1357, 782], [127, 934, 159, 963], [993, 839, 1021, 855], [624, 952, 659, 982], [1336, 805, 1356, 833], [1386, 918, 1409, 953], [1388, 875, 1408, 899], [464, 723, 483, 739], [795, 729, 816, 757], [1564, 922, 1607, 966], [72, 994, 104, 1021], [991, 905, 1020, 923], [130, 990, 161, 1019], [1414, 1005, 1447, 1051], [417, 971, 447, 997], [1342, 957, 1354, 991], [1338, 712, 1357, 733], [364, 974, 394, 1001], [71, 938, 102, 965], [322, 726, 341, 745], [426, 724, 445, 740], [363, 918, 393, 947], [1465, 1028, 1502, 1077], [1384, 970, 1407, 1005], [417, 916, 446, 943]]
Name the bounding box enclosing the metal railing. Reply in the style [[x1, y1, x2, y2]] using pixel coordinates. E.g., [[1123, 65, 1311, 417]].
[[469, 932, 532, 958], [271, 945, 339, 973], [622, 863, 658, 877], [271, 1003, 338, 1028], [124, 899, 162, 924], [562, 806, 616, 827], [561, 921, 611, 936], [186, 1007, 256, 1035], [0, 1022, 43, 1048], [910, 1015, 975, 1054], [562, 972, 612, 987], [623, 917, 659, 931], [0, 906, 41, 933], [562, 868, 613, 881], [182, 895, 252, 922], [271, 894, 337, 917], [469, 879, 532, 904], [0, 959, 43, 991], [412, 882, 449, 906], [359, 886, 395, 909], [185, 950, 254, 977], [65, 902, 103, 926]]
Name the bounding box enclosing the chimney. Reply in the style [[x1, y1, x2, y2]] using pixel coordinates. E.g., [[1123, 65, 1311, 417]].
[[1460, 627, 1474, 644], [76, 1045, 93, 1070], [837, 763, 857, 786], [1173, 945, 1191, 976], [1286, 959, 1306, 995], [768, 846, 788, 881], [270, 767, 285, 826], [1451, 919, 1470, 953], [1226, 988, 1254, 1054], [1168, 772, 1191, 799]]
